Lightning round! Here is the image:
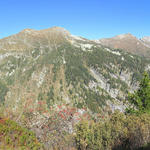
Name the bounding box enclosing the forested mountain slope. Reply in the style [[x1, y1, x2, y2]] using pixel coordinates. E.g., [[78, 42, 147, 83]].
[[0, 27, 150, 114]]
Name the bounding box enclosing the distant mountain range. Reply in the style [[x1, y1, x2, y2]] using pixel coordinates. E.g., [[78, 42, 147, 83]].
[[0, 27, 150, 114], [1, 27, 150, 57]]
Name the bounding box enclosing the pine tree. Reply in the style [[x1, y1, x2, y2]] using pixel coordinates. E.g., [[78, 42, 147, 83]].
[[127, 72, 150, 113]]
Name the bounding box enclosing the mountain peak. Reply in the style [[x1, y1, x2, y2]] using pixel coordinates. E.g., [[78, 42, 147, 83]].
[[39, 26, 70, 35], [46, 26, 68, 31], [20, 28, 36, 34], [99, 33, 150, 57], [19, 26, 70, 36], [0, 26, 72, 52], [113, 33, 136, 39]]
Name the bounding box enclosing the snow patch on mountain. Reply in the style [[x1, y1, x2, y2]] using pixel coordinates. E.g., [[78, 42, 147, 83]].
[[80, 43, 93, 51], [71, 35, 86, 41], [105, 48, 121, 56]]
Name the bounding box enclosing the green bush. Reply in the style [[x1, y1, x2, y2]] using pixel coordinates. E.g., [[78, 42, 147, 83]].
[[0, 117, 43, 149], [127, 72, 150, 114], [75, 111, 150, 150], [0, 80, 8, 103]]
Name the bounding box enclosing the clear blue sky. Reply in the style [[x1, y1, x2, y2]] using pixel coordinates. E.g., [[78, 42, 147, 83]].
[[0, 0, 150, 39]]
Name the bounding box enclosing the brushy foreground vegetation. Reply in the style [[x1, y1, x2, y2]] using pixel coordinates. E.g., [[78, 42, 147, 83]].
[[75, 111, 150, 150], [0, 108, 150, 150], [0, 117, 43, 149], [0, 111, 149, 150]]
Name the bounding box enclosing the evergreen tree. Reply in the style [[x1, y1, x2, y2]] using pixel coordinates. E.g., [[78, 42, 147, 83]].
[[127, 72, 150, 113]]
